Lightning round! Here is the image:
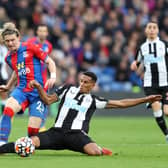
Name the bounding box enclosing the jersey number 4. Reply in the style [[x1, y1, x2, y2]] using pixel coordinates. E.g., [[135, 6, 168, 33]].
[[149, 43, 157, 57]]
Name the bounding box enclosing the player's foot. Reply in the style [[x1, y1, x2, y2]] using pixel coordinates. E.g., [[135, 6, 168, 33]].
[[39, 127, 46, 132], [101, 147, 112, 156]]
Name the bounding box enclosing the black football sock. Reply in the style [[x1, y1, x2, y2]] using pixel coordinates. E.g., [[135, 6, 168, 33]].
[[0, 142, 15, 153], [155, 116, 168, 135]]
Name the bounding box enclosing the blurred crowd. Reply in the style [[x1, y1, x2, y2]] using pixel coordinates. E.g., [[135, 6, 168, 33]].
[[0, 0, 168, 92]]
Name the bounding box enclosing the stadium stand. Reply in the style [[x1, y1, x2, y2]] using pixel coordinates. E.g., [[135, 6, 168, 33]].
[[0, 0, 167, 92]]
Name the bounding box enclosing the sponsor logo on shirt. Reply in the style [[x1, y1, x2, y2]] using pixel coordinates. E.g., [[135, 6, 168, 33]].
[[64, 98, 86, 113], [144, 55, 164, 64], [17, 62, 31, 76]]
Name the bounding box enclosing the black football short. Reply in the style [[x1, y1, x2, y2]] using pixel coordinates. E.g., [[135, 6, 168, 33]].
[[36, 127, 94, 153], [144, 86, 168, 104]]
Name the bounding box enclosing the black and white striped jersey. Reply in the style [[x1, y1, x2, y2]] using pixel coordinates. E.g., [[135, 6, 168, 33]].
[[54, 85, 108, 133], [135, 37, 168, 87]]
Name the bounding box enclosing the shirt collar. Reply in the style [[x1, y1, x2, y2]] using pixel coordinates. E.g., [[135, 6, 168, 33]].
[[146, 37, 159, 43]]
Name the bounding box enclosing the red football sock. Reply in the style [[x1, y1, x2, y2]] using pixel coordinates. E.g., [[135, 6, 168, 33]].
[[28, 127, 39, 137], [3, 107, 15, 118]]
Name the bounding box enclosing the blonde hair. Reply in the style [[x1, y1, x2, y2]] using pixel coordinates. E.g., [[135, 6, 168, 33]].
[[1, 22, 20, 39], [3, 22, 16, 29]]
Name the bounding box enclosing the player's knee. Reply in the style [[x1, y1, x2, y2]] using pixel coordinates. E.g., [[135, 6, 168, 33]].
[[163, 105, 168, 116], [88, 149, 101, 156], [31, 136, 40, 147], [3, 107, 15, 118], [84, 143, 102, 156], [164, 111, 168, 116], [85, 148, 101, 156]]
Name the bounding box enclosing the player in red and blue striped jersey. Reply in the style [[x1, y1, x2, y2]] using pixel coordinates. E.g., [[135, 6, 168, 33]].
[[27, 24, 52, 54], [27, 24, 53, 131], [27, 24, 53, 89], [0, 24, 56, 145]]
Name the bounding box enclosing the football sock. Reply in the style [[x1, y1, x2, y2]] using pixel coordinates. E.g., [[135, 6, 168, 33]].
[[153, 110, 168, 135], [0, 107, 14, 143], [28, 127, 39, 137], [0, 142, 15, 153]]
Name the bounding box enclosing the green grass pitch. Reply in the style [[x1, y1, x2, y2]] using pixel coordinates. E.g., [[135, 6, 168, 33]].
[[0, 116, 168, 168]]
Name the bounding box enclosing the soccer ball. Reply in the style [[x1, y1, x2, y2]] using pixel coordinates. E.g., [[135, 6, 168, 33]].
[[15, 137, 35, 157]]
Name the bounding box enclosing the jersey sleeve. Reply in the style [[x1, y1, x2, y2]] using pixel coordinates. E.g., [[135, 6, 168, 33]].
[[135, 48, 142, 61], [165, 41, 168, 55], [27, 37, 35, 44], [28, 43, 48, 62], [95, 96, 108, 109], [135, 47, 143, 67], [55, 84, 71, 99], [160, 40, 168, 56]]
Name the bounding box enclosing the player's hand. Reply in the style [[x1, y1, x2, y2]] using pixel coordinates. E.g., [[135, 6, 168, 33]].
[[130, 61, 138, 71], [0, 85, 10, 92], [45, 78, 56, 89], [29, 80, 40, 89], [146, 95, 162, 103]]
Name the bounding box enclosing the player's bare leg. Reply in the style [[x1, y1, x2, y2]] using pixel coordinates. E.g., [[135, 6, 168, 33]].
[[28, 116, 42, 137]]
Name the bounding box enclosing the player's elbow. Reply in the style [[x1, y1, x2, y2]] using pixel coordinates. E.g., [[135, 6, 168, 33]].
[[41, 97, 51, 105], [42, 95, 59, 105], [46, 57, 55, 67]]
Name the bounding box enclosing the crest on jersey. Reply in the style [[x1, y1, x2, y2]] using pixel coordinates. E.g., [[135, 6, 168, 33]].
[[43, 47, 49, 52], [23, 51, 28, 58]]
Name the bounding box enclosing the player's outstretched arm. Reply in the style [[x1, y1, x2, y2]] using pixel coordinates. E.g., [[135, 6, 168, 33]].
[[105, 95, 162, 109], [29, 80, 59, 105]]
